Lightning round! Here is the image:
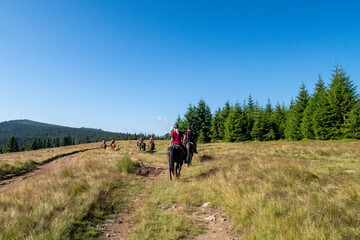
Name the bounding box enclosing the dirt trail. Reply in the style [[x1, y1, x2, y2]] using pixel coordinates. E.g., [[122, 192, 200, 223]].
[[100, 161, 241, 240], [100, 161, 168, 240], [0, 149, 95, 194]]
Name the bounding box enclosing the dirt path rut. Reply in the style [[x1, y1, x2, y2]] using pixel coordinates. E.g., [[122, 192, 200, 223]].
[[0, 149, 95, 194]]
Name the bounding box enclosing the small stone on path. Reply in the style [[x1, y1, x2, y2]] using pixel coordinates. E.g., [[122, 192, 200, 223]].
[[345, 170, 356, 173], [202, 202, 211, 208]]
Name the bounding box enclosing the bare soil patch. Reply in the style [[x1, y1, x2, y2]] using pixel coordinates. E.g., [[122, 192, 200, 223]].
[[100, 162, 168, 240]]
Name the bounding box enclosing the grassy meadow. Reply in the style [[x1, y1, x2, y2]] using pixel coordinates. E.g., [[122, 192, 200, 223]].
[[0, 143, 100, 180], [0, 140, 360, 239]]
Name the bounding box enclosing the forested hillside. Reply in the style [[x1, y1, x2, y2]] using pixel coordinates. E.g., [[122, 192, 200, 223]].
[[176, 65, 360, 142], [0, 120, 149, 152]]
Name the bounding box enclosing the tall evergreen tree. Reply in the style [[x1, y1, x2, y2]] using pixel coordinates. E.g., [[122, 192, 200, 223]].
[[4, 136, 19, 153], [272, 102, 286, 139], [344, 101, 360, 139], [196, 99, 212, 143], [52, 137, 60, 147], [250, 109, 264, 141], [174, 115, 187, 133], [326, 65, 357, 139], [218, 101, 231, 139], [225, 104, 248, 142], [211, 108, 223, 141], [285, 83, 309, 140], [184, 105, 198, 135], [301, 76, 326, 139], [61, 135, 72, 146]]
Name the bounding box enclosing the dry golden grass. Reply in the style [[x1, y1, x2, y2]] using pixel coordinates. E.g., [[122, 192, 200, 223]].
[[1, 140, 360, 239]]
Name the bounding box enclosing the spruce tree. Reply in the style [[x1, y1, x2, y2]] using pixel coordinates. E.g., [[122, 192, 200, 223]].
[[326, 65, 357, 138], [4, 136, 19, 153], [344, 101, 360, 139], [224, 104, 248, 142], [218, 101, 231, 139], [52, 137, 60, 147], [285, 83, 309, 140], [195, 99, 212, 143], [175, 115, 187, 133], [272, 102, 286, 139], [211, 108, 223, 141], [184, 105, 198, 137], [263, 99, 276, 141], [250, 110, 263, 141], [301, 76, 326, 139]]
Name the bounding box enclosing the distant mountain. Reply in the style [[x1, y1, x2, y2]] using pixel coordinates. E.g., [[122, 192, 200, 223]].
[[0, 119, 138, 148]]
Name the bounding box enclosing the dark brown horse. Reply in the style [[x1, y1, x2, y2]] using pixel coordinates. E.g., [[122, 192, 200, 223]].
[[101, 143, 107, 149], [185, 142, 194, 167], [167, 145, 186, 181], [137, 142, 146, 152], [149, 142, 155, 152]]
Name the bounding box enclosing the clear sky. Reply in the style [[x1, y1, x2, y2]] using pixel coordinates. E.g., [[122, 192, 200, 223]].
[[1, 0, 359, 135]]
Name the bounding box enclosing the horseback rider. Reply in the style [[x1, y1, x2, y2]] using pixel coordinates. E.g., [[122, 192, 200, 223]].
[[110, 139, 115, 145], [170, 125, 187, 161], [102, 139, 106, 145], [184, 126, 198, 154], [149, 135, 155, 149]]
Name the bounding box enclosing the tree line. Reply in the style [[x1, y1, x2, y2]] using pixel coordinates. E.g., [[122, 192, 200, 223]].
[[175, 65, 360, 143]]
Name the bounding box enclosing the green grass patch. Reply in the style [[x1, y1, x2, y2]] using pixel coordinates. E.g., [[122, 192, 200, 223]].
[[0, 160, 36, 179], [117, 155, 137, 173]]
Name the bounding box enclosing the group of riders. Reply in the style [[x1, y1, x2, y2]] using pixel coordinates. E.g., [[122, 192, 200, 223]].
[[170, 125, 198, 157], [101, 124, 198, 156]]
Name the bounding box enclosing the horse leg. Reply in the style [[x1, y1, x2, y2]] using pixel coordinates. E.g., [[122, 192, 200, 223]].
[[178, 162, 183, 178]]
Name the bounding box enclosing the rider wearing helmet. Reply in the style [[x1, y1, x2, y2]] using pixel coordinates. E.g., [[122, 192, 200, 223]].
[[183, 126, 198, 154], [170, 125, 187, 160]]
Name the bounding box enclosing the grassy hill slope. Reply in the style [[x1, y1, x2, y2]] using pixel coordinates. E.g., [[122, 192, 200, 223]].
[[0, 119, 137, 147]]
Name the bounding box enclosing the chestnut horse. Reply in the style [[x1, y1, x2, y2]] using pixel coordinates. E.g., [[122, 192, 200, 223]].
[[111, 143, 116, 149]]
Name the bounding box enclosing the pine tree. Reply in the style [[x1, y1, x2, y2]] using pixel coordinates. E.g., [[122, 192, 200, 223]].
[[344, 101, 360, 139], [327, 65, 357, 139], [219, 101, 231, 139], [211, 108, 223, 141], [263, 99, 275, 141], [25, 138, 43, 151], [175, 115, 187, 133], [250, 110, 263, 141], [52, 137, 60, 147], [45, 138, 52, 148], [285, 83, 309, 140], [301, 76, 326, 139], [272, 102, 286, 139], [61, 135, 72, 146], [224, 104, 248, 142], [184, 105, 198, 136], [195, 99, 212, 143], [4, 136, 19, 153], [197, 130, 206, 143]]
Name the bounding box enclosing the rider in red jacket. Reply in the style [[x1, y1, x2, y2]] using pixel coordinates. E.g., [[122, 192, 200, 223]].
[[170, 125, 187, 159]]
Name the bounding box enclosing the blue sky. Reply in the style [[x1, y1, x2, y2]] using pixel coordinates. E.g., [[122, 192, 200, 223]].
[[1, 0, 359, 135]]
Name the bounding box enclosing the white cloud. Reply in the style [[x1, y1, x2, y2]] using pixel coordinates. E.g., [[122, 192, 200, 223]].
[[156, 116, 172, 131]]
